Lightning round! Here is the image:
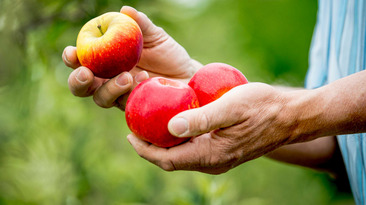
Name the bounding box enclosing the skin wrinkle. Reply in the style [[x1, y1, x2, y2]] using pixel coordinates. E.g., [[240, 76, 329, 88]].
[[168, 159, 177, 171], [68, 69, 98, 97], [230, 101, 249, 125], [139, 39, 191, 77], [143, 144, 164, 168], [280, 90, 316, 143], [93, 86, 108, 108], [198, 112, 210, 135], [197, 137, 210, 170], [101, 83, 113, 107], [275, 93, 300, 144], [168, 137, 202, 171], [217, 90, 290, 165], [302, 90, 335, 141], [209, 140, 227, 168], [170, 43, 197, 78], [272, 96, 294, 139], [137, 12, 157, 37], [164, 39, 193, 75], [142, 27, 169, 48], [215, 131, 245, 165], [86, 82, 97, 96]]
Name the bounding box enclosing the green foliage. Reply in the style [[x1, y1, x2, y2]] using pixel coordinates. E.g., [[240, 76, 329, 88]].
[[0, 0, 354, 204]]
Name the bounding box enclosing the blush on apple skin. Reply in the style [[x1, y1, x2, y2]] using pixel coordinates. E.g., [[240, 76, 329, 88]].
[[125, 77, 200, 148], [76, 12, 143, 79], [188, 63, 248, 106]]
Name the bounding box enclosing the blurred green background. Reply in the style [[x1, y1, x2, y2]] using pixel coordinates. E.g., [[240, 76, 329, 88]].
[[0, 0, 355, 204]]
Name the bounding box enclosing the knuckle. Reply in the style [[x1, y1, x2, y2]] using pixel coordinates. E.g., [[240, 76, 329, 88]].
[[93, 86, 115, 108], [231, 107, 245, 120], [208, 154, 221, 167], [68, 76, 84, 97], [135, 149, 147, 160], [150, 27, 169, 45], [197, 112, 210, 133], [155, 26, 166, 35], [93, 94, 109, 108], [159, 159, 175, 172], [207, 139, 241, 170], [160, 164, 174, 172]]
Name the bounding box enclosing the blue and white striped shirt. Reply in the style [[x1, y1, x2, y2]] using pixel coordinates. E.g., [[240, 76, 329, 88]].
[[305, 0, 366, 204]]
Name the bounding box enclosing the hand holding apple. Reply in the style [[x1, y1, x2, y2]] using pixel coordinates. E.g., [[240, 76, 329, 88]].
[[128, 82, 290, 174], [125, 62, 249, 147], [76, 12, 143, 78], [63, 6, 201, 110]]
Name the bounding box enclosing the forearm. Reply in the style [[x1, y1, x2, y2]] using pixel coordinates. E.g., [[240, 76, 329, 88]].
[[266, 71, 366, 175], [266, 136, 340, 173], [266, 136, 348, 181], [283, 70, 366, 143]]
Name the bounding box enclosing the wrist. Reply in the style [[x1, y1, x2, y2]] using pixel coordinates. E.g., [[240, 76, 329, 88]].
[[280, 73, 366, 143], [279, 88, 326, 143]]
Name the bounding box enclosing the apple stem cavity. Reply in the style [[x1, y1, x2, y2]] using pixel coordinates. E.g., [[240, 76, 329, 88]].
[[158, 78, 184, 88], [97, 24, 104, 35]]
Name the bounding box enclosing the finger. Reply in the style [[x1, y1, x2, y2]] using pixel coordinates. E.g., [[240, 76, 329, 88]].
[[127, 133, 176, 171], [134, 70, 149, 84], [62, 46, 81, 69], [115, 71, 149, 110], [93, 72, 134, 108], [68, 67, 106, 97], [127, 133, 214, 172], [120, 6, 167, 41], [168, 87, 245, 137]]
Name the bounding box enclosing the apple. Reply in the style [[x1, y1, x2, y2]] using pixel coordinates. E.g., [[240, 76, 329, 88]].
[[188, 63, 248, 106], [125, 77, 200, 148], [76, 12, 143, 78]]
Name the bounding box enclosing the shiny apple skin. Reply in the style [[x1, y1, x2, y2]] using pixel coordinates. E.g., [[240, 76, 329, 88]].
[[125, 77, 200, 148], [188, 63, 248, 106], [76, 12, 143, 78]]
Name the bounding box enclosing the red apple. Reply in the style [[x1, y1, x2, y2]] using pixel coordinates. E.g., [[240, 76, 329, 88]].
[[76, 12, 143, 78], [189, 63, 248, 106], [125, 77, 199, 148]]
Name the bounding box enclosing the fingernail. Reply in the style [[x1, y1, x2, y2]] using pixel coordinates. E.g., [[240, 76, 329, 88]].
[[76, 68, 87, 82], [169, 118, 189, 137], [135, 71, 148, 84], [116, 73, 130, 86], [121, 6, 128, 11], [63, 49, 71, 64]]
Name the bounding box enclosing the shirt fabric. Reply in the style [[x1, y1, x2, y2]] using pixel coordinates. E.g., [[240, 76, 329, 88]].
[[305, 0, 366, 204]]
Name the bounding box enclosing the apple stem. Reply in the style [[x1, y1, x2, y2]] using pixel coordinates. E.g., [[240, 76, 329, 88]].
[[97, 24, 104, 35]]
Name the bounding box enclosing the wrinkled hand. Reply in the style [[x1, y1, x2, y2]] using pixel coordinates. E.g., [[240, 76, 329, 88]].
[[62, 6, 201, 110], [128, 83, 297, 174]]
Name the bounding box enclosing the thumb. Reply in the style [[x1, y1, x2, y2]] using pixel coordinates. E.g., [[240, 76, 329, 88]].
[[120, 6, 163, 40], [168, 91, 242, 137]]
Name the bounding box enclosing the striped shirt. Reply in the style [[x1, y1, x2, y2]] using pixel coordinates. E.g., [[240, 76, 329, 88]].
[[305, 0, 366, 204]]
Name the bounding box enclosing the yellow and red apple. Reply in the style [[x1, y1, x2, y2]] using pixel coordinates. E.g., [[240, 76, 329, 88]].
[[188, 63, 248, 106], [125, 77, 200, 148], [76, 12, 143, 78]]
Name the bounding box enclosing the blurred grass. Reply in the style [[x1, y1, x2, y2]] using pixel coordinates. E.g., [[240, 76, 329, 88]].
[[0, 0, 355, 204]]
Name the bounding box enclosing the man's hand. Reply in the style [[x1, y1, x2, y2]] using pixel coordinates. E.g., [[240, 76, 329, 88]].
[[127, 83, 297, 174], [62, 6, 202, 110]]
